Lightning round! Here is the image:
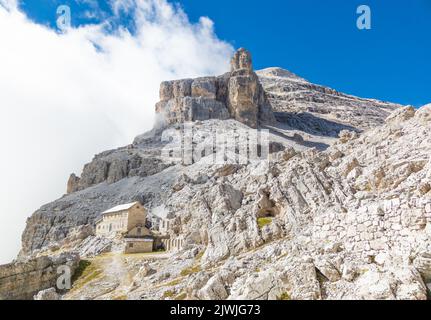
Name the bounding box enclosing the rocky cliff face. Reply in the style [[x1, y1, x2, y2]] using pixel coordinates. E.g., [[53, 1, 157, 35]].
[[125, 105, 430, 300], [14, 49, 431, 300], [0, 253, 78, 300], [257, 67, 401, 135], [155, 48, 275, 129]]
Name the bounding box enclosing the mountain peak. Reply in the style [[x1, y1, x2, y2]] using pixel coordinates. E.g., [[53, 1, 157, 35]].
[[230, 48, 253, 73], [155, 48, 275, 128], [256, 67, 307, 82]]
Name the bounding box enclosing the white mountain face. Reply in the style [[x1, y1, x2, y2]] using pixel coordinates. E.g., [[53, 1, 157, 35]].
[[257, 67, 401, 134], [2, 49, 430, 301]]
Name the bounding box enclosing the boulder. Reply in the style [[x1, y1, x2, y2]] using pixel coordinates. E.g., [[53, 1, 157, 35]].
[[197, 274, 228, 300], [415, 103, 431, 123], [33, 288, 60, 300], [314, 258, 341, 282], [386, 106, 416, 124]]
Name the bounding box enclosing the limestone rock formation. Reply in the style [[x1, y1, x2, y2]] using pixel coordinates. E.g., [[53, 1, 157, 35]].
[[46, 104, 430, 300], [34, 288, 60, 300], [15, 49, 431, 300], [230, 47, 253, 72], [65, 142, 171, 194], [0, 253, 79, 300], [67, 174, 80, 194], [155, 48, 275, 129], [257, 67, 402, 134], [156, 77, 230, 125]]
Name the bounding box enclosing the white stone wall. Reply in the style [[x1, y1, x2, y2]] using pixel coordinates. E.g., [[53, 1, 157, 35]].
[[159, 219, 172, 236], [312, 196, 431, 260], [96, 211, 128, 236], [161, 236, 185, 252]]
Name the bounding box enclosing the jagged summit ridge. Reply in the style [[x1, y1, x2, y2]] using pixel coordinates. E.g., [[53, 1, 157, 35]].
[[256, 67, 307, 82], [155, 47, 403, 135], [257, 66, 402, 132]]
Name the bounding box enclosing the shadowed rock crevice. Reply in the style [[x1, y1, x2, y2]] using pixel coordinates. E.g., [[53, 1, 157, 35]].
[[274, 112, 360, 138]]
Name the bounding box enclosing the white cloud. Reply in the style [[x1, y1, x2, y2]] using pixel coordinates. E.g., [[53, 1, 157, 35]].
[[110, 0, 136, 15], [0, 0, 16, 10], [0, 0, 233, 264]]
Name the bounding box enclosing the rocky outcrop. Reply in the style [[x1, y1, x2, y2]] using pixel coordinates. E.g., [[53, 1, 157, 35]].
[[18, 49, 431, 300], [66, 140, 172, 194], [34, 288, 60, 300], [226, 48, 275, 128], [20, 102, 431, 300], [67, 174, 80, 194], [257, 67, 402, 134], [20, 120, 302, 259], [121, 104, 430, 300], [156, 48, 275, 129], [156, 76, 230, 125], [0, 253, 79, 300]]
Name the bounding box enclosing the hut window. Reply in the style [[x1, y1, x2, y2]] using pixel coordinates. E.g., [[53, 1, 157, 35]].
[[129, 243, 134, 248]]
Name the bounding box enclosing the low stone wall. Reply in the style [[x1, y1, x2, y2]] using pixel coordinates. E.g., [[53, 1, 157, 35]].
[[312, 196, 431, 269], [161, 236, 185, 252], [0, 253, 79, 300], [124, 239, 153, 254]]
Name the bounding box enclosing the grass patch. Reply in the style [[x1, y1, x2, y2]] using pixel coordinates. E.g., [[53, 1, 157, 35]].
[[72, 260, 92, 282], [162, 290, 175, 299], [195, 250, 205, 261], [358, 268, 369, 275], [166, 278, 183, 287], [79, 269, 103, 286], [70, 260, 104, 291], [277, 292, 291, 300], [175, 292, 187, 300], [180, 265, 201, 277], [113, 295, 128, 300], [257, 217, 273, 229]]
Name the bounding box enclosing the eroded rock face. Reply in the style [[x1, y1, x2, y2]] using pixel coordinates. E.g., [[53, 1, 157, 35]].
[[18, 103, 431, 300], [0, 253, 79, 300], [257, 67, 402, 134], [18, 52, 431, 300], [34, 288, 60, 300], [230, 47, 253, 72], [67, 174, 81, 194], [155, 48, 275, 129], [156, 78, 230, 124], [66, 144, 172, 194], [227, 48, 275, 128]]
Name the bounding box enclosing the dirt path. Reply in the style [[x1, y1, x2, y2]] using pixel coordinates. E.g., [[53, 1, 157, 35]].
[[64, 252, 171, 300]]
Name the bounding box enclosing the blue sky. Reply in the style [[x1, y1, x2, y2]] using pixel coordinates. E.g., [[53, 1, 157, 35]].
[[18, 0, 431, 106]]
